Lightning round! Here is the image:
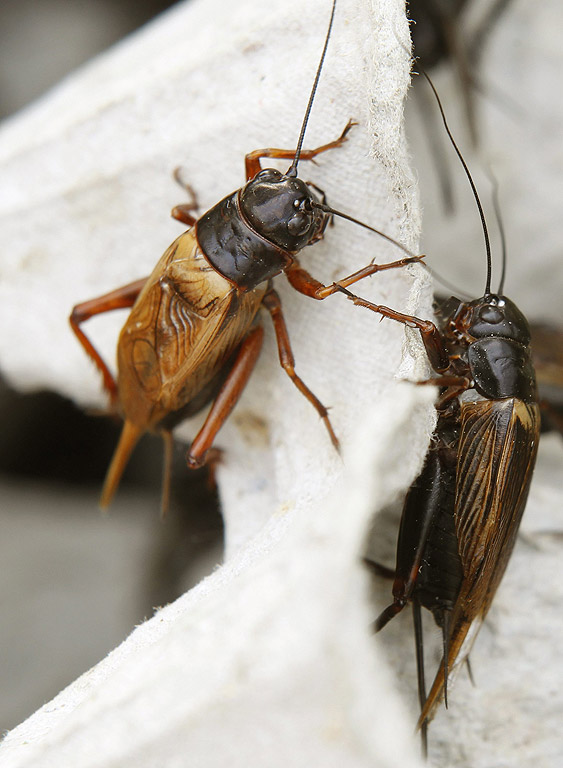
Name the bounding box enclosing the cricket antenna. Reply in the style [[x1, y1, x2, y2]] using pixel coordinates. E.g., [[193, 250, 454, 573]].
[[417, 67, 493, 296], [286, 0, 337, 178], [486, 166, 508, 295], [312, 201, 419, 260], [424, 264, 472, 300]]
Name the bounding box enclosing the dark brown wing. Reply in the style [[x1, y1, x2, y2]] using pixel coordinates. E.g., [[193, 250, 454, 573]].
[[419, 397, 540, 725]]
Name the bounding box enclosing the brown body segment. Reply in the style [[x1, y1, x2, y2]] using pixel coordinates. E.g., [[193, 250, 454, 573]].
[[94, 231, 267, 507], [116, 231, 266, 432]]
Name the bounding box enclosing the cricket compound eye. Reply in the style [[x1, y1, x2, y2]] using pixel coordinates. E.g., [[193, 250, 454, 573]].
[[287, 200, 314, 236], [478, 304, 504, 326]]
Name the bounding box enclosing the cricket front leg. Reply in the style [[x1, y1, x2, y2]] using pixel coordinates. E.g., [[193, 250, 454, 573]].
[[245, 120, 356, 179], [285, 256, 425, 300], [285, 257, 449, 370], [333, 284, 452, 373]]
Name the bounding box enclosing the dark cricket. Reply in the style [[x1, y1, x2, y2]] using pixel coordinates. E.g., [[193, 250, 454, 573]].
[[348, 66, 542, 756]]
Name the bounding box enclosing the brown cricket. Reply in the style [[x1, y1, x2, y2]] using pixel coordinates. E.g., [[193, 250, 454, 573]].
[[70, 0, 420, 511]]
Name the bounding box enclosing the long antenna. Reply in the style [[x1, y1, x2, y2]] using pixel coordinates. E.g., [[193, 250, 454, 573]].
[[286, 5, 423, 267], [424, 264, 472, 300], [417, 68, 493, 296], [312, 202, 419, 260], [486, 166, 508, 295], [286, 0, 337, 178]]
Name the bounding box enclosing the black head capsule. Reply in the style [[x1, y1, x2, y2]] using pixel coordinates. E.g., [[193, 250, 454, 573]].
[[449, 295, 537, 402], [457, 294, 532, 346], [239, 170, 330, 251], [196, 170, 332, 292]]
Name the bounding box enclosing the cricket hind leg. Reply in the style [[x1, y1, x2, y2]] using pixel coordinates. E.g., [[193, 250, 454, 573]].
[[186, 325, 265, 469], [71, 279, 149, 510], [156, 362, 243, 514], [182, 291, 342, 464], [102, 347, 244, 512]]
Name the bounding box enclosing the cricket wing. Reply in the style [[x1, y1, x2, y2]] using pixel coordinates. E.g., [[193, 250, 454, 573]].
[[117, 231, 265, 428], [419, 397, 540, 726]]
